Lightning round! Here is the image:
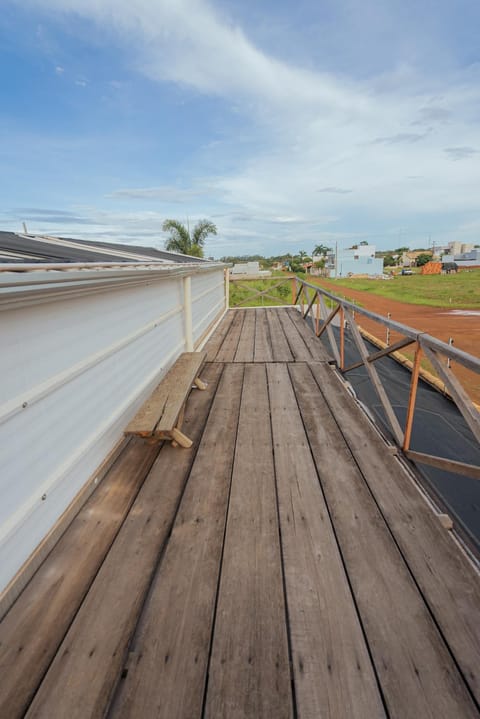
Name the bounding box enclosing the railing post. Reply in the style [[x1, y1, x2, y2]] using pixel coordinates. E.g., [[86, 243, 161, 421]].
[[403, 342, 422, 452], [386, 313, 391, 345], [291, 276, 297, 306], [339, 305, 345, 370], [225, 268, 230, 310], [183, 275, 193, 352]]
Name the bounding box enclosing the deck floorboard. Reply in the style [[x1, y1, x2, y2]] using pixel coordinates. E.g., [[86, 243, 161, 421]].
[[1, 308, 479, 719]]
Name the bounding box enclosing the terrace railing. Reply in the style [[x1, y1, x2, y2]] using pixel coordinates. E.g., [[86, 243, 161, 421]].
[[229, 275, 296, 307], [294, 276, 480, 481]]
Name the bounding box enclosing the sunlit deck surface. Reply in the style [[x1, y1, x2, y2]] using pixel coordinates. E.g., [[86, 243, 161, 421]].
[[1, 307, 480, 718]]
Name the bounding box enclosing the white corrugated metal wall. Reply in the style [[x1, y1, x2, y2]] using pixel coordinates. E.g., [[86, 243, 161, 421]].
[[0, 265, 225, 593]]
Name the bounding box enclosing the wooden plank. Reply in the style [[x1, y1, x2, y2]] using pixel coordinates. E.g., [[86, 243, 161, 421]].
[[265, 309, 293, 362], [345, 309, 404, 445], [291, 362, 478, 718], [266, 363, 385, 719], [234, 308, 256, 362], [285, 307, 331, 362], [215, 310, 245, 362], [205, 364, 293, 718], [405, 450, 480, 481], [109, 364, 244, 719], [125, 352, 206, 436], [254, 309, 273, 362], [276, 310, 313, 362], [25, 364, 224, 719], [309, 361, 480, 706], [0, 439, 160, 719], [343, 337, 416, 374], [203, 312, 234, 361]]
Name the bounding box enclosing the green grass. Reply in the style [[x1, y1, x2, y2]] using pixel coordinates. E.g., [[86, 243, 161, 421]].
[[229, 277, 294, 307], [311, 270, 480, 309]]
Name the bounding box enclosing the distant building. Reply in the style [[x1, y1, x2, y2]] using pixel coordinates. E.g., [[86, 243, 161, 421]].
[[326, 244, 383, 278], [442, 248, 480, 269], [402, 250, 427, 267], [447, 241, 474, 255], [230, 261, 271, 277]]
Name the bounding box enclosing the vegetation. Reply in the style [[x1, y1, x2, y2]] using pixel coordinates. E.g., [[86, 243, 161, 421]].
[[312, 271, 480, 309], [229, 277, 294, 307], [163, 219, 217, 258]]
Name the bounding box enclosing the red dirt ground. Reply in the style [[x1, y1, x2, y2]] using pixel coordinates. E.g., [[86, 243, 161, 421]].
[[314, 279, 480, 404]]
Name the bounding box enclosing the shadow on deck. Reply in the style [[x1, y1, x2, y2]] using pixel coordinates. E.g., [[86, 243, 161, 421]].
[[1, 308, 479, 718]]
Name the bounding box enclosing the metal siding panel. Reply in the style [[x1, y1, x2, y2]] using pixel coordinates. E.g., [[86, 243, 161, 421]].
[[0, 271, 213, 591]]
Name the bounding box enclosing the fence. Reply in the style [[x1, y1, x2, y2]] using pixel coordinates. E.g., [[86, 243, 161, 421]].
[[293, 276, 480, 481]]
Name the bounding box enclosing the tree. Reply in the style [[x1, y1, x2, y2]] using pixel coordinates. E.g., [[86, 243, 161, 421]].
[[162, 219, 217, 258], [416, 253, 432, 267], [313, 244, 331, 257]]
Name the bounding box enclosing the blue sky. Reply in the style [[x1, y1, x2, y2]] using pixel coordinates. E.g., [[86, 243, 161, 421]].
[[1, 0, 479, 257]]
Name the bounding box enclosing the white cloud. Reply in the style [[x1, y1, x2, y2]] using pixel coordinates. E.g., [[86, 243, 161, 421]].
[[15, 0, 480, 252]]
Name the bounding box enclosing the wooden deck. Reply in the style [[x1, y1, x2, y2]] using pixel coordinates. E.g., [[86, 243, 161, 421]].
[[1, 308, 479, 718]]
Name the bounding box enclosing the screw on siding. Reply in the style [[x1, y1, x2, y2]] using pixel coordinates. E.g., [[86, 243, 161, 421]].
[[22, 401, 28, 408], [41, 494, 47, 501]]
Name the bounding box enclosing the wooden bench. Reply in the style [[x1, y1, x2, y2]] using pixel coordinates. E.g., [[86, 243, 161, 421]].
[[124, 352, 207, 448]]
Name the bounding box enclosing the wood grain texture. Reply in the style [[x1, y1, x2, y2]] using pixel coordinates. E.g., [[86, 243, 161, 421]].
[[203, 312, 234, 361], [215, 310, 245, 362], [205, 364, 293, 719], [310, 360, 480, 706], [25, 364, 224, 719], [254, 309, 273, 362], [109, 363, 244, 719], [276, 310, 313, 361], [285, 307, 331, 362], [297, 362, 479, 718], [0, 439, 160, 719], [125, 352, 206, 436], [266, 309, 293, 362], [234, 308, 256, 362], [267, 363, 385, 719]]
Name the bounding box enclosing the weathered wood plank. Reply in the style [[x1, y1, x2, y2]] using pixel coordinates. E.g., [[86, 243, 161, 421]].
[[307, 361, 480, 710], [24, 363, 224, 719], [0, 440, 160, 719], [125, 352, 206, 436], [109, 364, 244, 719], [293, 362, 479, 717], [254, 309, 273, 362], [234, 309, 256, 362], [205, 364, 293, 718], [285, 307, 332, 362], [266, 363, 385, 719], [203, 312, 234, 361], [265, 309, 293, 362], [276, 309, 313, 361], [215, 310, 245, 362]]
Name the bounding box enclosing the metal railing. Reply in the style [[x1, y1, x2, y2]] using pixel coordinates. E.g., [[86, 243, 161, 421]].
[[294, 276, 480, 481], [229, 275, 296, 307]]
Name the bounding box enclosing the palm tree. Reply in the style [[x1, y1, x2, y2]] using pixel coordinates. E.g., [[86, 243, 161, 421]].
[[313, 244, 331, 257], [162, 219, 217, 258]]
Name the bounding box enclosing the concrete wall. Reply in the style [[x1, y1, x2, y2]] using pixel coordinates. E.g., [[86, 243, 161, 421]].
[[0, 264, 225, 593]]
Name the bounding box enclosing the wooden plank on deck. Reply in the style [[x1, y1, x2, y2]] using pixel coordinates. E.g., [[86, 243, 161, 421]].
[[266, 309, 293, 362], [310, 361, 480, 706], [276, 310, 313, 361], [204, 312, 234, 361], [234, 309, 256, 362], [215, 311, 245, 362], [266, 363, 385, 719], [253, 309, 273, 362], [285, 307, 332, 362], [205, 364, 293, 718], [109, 364, 244, 719], [25, 363, 224, 719], [0, 440, 160, 719], [291, 362, 479, 718]]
